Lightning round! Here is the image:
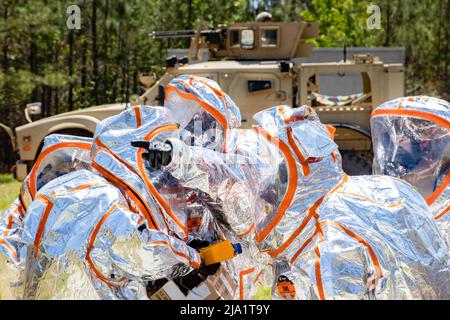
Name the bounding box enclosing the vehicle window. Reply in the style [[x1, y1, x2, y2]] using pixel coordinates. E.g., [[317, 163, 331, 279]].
[[230, 30, 240, 47], [241, 29, 255, 49], [248, 80, 272, 93], [261, 28, 278, 47]]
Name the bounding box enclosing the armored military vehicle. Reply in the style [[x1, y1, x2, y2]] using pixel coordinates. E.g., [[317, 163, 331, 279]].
[[1, 19, 404, 180]]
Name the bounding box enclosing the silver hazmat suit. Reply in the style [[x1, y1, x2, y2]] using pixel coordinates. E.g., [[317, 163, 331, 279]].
[[371, 96, 449, 246], [5, 107, 206, 299], [250, 104, 450, 299], [164, 74, 273, 299], [0, 134, 92, 299]]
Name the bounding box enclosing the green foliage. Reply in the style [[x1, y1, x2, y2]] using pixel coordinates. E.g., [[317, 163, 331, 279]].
[[0, 174, 21, 210], [300, 0, 449, 98], [300, 0, 378, 47]]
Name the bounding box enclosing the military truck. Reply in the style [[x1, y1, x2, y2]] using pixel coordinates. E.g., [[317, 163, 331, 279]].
[[1, 19, 404, 180]]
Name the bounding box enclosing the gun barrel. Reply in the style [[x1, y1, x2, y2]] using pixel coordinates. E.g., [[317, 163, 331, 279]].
[[150, 30, 197, 39]]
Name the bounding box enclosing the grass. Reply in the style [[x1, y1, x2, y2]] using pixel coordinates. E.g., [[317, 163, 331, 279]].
[[0, 174, 21, 211]]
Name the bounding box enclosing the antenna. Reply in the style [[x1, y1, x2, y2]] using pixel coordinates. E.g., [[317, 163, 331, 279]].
[[343, 42, 347, 63], [338, 41, 347, 77]]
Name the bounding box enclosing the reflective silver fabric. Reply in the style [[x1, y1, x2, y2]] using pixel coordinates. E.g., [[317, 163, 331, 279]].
[[21, 168, 198, 300], [0, 199, 25, 299], [17, 107, 204, 299], [21, 170, 136, 299], [252, 105, 450, 299], [92, 106, 189, 239], [164, 75, 274, 299], [165, 74, 241, 153], [372, 96, 450, 246], [0, 134, 93, 299], [4, 79, 448, 300], [166, 139, 272, 299]]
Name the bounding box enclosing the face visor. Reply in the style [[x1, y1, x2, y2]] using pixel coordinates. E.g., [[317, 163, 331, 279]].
[[372, 116, 450, 199], [176, 108, 225, 152], [252, 106, 340, 244], [164, 75, 241, 153]]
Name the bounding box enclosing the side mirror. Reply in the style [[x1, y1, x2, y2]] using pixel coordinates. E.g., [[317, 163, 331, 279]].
[[25, 102, 42, 123]]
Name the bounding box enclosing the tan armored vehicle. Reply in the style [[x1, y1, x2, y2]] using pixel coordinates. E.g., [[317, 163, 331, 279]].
[[1, 19, 404, 179]]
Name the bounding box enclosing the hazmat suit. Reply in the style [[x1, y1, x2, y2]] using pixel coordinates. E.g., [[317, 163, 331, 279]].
[[371, 96, 450, 246], [1, 107, 221, 299], [1, 75, 269, 300], [163, 74, 274, 299], [0, 134, 92, 299], [1, 101, 262, 299], [249, 104, 450, 299]]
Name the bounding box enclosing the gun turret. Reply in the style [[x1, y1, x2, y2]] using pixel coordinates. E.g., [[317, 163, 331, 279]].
[[151, 29, 226, 46], [150, 30, 197, 39], [151, 21, 319, 61]]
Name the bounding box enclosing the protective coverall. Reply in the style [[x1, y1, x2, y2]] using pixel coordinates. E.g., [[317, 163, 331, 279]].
[[1, 101, 261, 299], [2, 107, 248, 299], [163, 74, 273, 299], [0, 134, 92, 299], [371, 96, 450, 246], [250, 104, 450, 299]]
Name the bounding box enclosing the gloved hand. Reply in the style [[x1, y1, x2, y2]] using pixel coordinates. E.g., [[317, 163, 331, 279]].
[[171, 239, 221, 294], [174, 261, 221, 295], [131, 140, 173, 170]]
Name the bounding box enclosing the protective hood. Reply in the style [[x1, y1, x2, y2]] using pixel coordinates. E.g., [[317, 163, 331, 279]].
[[253, 105, 338, 160], [20, 168, 199, 300], [91, 106, 188, 239], [371, 96, 449, 220], [13, 107, 205, 299], [2, 133, 92, 262], [371, 96, 450, 248], [251, 105, 450, 300], [20, 134, 92, 209], [165, 75, 241, 152], [251, 105, 343, 252], [0, 134, 93, 299]]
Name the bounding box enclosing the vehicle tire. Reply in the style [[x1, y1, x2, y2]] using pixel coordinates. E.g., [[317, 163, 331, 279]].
[[340, 150, 372, 176]]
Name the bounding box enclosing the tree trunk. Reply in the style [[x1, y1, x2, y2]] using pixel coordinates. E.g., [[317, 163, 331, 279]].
[[123, 23, 129, 104], [68, 29, 74, 111], [2, 4, 9, 72], [102, 0, 109, 104], [30, 36, 38, 101], [54, 88, 59, 114], [384, 2, 391, 47], [92, 0, 99, 105], [2, 3, 10, 126], [445, 0, 449, 87], [187, 0, 192, 29], [436, 0, 442, 81], [81, 37, 88, 107]]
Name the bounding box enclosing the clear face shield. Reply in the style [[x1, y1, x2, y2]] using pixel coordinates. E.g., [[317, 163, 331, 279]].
[[253, 106, 341, 240], [179, 111, 225, 152], [165, 87, 227, 153], [373, 117, 450, 198]]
